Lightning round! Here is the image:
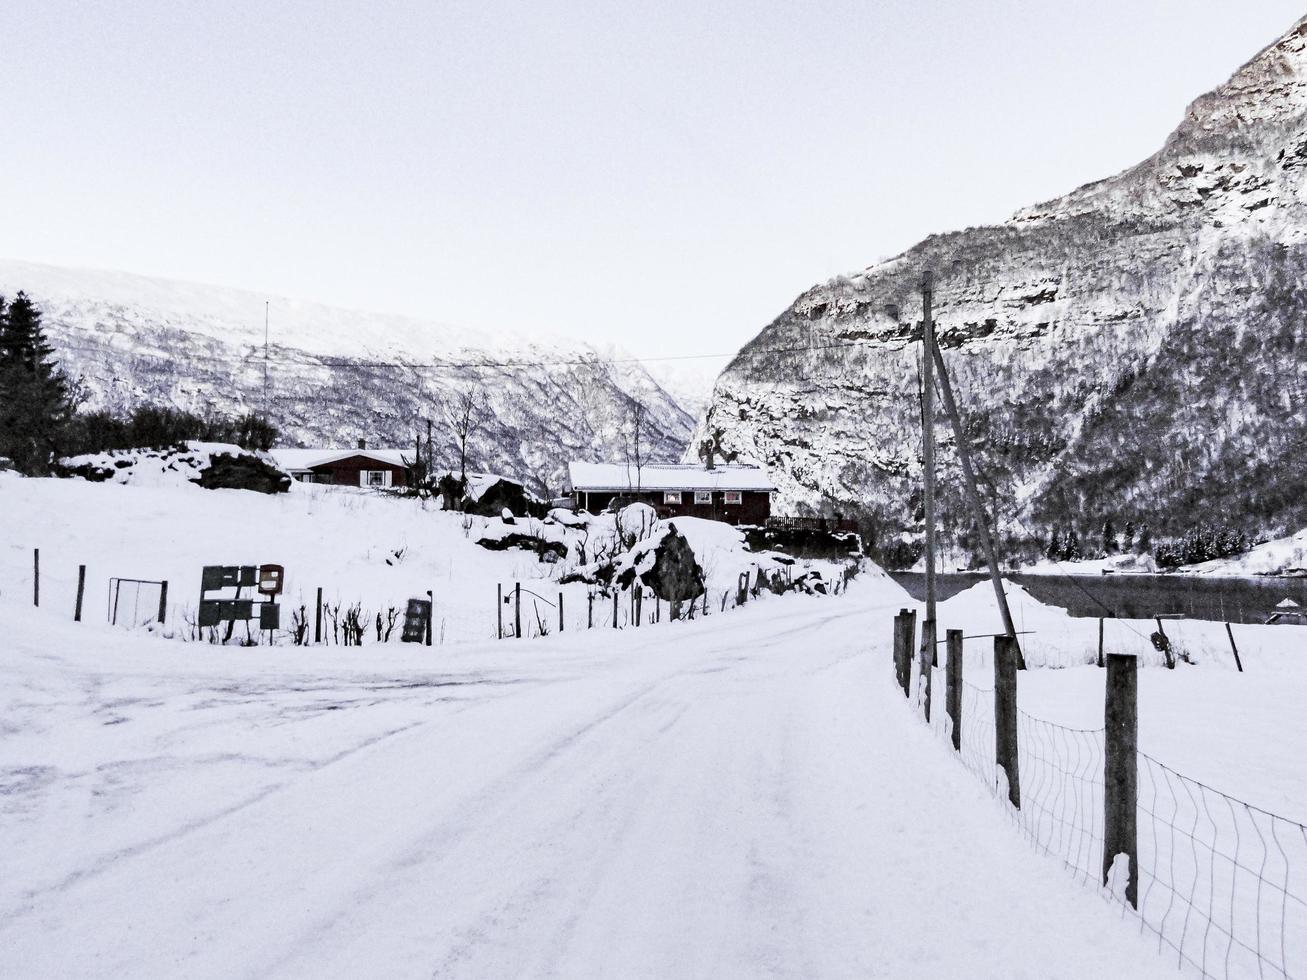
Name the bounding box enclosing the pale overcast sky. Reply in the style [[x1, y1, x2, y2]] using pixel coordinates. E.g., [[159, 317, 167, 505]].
[[1, 1, 1301, 362]]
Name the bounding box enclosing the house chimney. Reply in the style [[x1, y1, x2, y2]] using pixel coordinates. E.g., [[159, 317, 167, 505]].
[[358, 438, 366, 450]]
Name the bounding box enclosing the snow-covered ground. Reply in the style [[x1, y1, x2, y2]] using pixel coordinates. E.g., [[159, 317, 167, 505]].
[[3, 476, 1305, 976], [0, 471, 852, 645], [3, 579, 1170, 979]]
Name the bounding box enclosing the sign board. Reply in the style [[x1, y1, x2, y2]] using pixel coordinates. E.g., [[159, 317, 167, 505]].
[[199, 564, 282, 632], [258, 564, 285, 597], [401, 598, 432, 643]]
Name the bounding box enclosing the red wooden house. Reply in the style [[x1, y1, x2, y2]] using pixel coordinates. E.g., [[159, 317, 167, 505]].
[[271, 442, 411, 488], [566, 462, 775, 525]]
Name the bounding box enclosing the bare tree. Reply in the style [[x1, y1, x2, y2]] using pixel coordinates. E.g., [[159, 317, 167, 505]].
[[446, 387, 483, 488], [622, 402, 648, 494]]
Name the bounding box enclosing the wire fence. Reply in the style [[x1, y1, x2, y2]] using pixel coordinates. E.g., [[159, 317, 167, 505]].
[[911, 660, 1307, 980]]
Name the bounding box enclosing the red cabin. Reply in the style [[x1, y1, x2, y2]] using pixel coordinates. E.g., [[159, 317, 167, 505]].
[[566, 462, 775, 526]]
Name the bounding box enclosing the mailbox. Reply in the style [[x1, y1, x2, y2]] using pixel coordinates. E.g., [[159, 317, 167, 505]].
[[257, 564, 285, 597]]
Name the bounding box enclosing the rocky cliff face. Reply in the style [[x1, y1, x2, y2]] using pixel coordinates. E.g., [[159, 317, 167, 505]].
[[0, 260, 694, 496], [693, 16, 1307, 553]]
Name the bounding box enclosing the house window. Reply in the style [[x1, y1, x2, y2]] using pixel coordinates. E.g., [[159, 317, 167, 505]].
[[362, 470, 390, 488], [724, 491, 742, 505], [664, 491, 682, 505], [694, 491, 712, 505]]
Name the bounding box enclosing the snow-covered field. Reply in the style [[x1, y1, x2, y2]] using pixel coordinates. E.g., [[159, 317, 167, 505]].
[[0, 469, 852, 646], [3, 476, 1306, 977]]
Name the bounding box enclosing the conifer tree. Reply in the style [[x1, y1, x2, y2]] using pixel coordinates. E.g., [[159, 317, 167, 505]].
[[0, 292, 75, 474]]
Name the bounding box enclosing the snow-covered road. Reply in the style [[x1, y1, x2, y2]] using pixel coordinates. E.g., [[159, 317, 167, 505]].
[[1, 588, 1166, 978]]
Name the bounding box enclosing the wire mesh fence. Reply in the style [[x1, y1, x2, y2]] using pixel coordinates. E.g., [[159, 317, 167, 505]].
[[910, 660, 1307, 980]]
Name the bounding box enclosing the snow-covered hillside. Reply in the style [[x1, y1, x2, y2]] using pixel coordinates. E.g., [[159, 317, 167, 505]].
[[0, 259, 695, 495], [694, 14, 1307, 545]]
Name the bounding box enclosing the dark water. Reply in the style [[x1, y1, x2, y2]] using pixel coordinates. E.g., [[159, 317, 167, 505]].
[[888, 571, 1307, 625]]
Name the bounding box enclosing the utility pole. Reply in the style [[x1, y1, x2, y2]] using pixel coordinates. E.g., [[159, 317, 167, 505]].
[[921, 272, 938, 645], [932, 342, 1024, 668]]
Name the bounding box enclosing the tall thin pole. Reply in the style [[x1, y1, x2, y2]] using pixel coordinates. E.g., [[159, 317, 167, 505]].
[[921, 273, 938, 636], [931, 342, 1021, 663], [262, 300, 270, 417]]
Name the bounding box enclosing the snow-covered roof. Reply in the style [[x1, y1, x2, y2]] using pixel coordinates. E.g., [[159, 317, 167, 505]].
[[567, 462, 775, 493], [269, 448, 411, 471]]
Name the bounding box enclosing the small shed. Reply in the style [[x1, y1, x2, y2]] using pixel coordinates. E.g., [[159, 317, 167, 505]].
[[1267, 597, 1307, 625], [270, 444, 411, 489], [566, 462, 775, 526]]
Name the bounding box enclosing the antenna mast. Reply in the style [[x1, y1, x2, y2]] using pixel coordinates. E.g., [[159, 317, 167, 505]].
[[262, 300, 270, 417]]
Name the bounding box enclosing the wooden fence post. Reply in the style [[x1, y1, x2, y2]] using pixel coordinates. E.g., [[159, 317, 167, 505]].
[[558, 592, 564, 633], [994, 634, 1021, 808], [74, 565, 86, 622], [315, 587, 323, 643], [497, 584, 503, 639], [918, 618, 936, 722], [425, 590, 433, 646], [1103, 652, 1138, 908], [33, 548, 39, 607], [892, 609, 913, 698], [157, 580, 169, 625], [515, 583, 521, 639], [613, 588, 619, 629], [588, 593, 594, 629], [1153, 617, 1176, 670], [635, 588, 643, 626], [1224, 622, 1244, 673], [946, 628, 963, 752], [1097, 617, 1105, 668]]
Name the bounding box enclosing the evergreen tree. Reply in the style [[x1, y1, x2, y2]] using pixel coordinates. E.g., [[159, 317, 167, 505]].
[[1102, 517, 1117, 554], [1045, 528, 1062, 561], [0, 292, 75, 474], [1122, 520, 1136, 552]]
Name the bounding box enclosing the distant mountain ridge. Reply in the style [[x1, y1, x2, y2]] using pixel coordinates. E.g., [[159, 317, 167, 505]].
[[0, 259, 695, 495], [692, 14, 1307, 551]]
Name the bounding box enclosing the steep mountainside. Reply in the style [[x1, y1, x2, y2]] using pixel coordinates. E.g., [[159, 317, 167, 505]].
[[0, 260, 694, 496], [694, 16, 1307, 552]]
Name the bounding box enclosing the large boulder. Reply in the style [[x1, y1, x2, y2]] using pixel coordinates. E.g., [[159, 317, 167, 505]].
[[639, 525, 705, 613], [193, 452, 291, 494]]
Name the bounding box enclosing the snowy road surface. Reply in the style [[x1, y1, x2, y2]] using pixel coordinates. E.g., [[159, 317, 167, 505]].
[[2, 587, 1166, 978]]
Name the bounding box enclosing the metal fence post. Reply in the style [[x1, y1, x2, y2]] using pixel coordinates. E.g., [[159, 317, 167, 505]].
[[157, 580, 169, 625], [1103, 652, 1138, 908], [994, 634, 1021, 808], [515, 583, 521, 639], [315, 587, 323, 644], [946, 628, 963, 752], [33, 548, 39, 607], [558, 591, 564, 633], [1224, 622, 1244, 673], [497, 583, 503, 639], [74, 565, 86, 622]]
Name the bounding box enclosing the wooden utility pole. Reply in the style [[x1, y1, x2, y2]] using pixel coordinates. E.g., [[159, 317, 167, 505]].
[[921, 274, 938, 662], [931, 342, 1024, 669]]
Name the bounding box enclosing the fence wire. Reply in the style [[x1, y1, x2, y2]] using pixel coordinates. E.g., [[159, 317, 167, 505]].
[[912, 670, 1307, 980]]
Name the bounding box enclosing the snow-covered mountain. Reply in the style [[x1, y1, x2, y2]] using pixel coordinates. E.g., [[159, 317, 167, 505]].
[[0, 259, 695, 495], [693, 15, 1307, 546]]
